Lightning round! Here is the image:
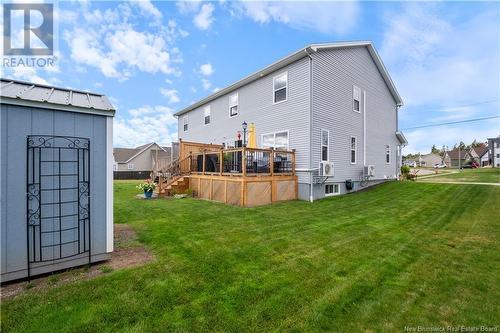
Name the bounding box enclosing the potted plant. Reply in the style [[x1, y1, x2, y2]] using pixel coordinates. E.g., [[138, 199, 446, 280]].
[[136, 181, 157, 198]]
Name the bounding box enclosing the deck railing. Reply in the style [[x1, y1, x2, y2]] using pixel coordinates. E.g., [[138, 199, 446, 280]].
[[187, 146, 295, 177]]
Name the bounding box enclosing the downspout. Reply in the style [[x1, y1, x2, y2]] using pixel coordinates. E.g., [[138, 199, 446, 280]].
[[305, 47, 314, 202], [396, 105, 401, 177], [363, 90, 366, 166]]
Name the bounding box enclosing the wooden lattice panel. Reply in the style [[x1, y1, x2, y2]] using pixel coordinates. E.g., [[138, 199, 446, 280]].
[[276, 180, 296, 201], [212, 180, 225, 203], [226, 181, 241, 206], [246, 181, 272, 207], [200, 179, 211, 199]]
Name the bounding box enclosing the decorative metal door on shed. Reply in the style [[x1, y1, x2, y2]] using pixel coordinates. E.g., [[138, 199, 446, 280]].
[[26, 135, 90, 278]]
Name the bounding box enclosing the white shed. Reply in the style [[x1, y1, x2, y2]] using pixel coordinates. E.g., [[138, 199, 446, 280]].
[[1, 78, 115, 282]]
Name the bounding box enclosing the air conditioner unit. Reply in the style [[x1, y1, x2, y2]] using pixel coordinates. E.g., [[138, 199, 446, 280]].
[[364, 165, 375, 177], [320, 161, 335, 176]]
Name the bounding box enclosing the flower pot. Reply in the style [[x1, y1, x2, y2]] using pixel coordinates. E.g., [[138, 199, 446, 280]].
[[144, 189, 153, 198]]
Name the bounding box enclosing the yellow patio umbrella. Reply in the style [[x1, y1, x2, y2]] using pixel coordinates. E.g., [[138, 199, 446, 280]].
[[247, 123, 257, 148]]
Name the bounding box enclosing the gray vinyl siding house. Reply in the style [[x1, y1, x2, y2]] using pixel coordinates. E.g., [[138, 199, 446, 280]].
[[1, 78, 115, 282], [175, 42, 406, 201]]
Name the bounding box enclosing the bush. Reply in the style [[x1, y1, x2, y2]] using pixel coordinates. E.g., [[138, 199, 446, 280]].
[[401, 165, 410, 175]]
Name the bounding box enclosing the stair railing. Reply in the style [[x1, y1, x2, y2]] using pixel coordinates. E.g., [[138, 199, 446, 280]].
[[157, 153, 192, 193]]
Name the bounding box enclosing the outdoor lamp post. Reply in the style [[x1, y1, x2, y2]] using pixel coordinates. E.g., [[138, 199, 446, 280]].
[[242, 121, 248, 147]]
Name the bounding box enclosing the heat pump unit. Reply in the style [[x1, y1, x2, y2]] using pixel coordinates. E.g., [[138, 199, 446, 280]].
[[364, 165, 375, 177], [320, 162, 335, 176]]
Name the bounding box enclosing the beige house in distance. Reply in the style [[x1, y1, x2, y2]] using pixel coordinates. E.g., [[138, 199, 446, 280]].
[[418, 153, 442, 167], [113, 142, 178, 179]]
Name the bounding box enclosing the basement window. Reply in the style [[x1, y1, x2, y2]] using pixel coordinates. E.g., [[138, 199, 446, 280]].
[[325, 184, 339, 196], [273, 72, 287, 104]]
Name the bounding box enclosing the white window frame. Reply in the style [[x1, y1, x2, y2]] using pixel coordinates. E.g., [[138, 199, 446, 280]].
[[113, 163, 118, 171], [385, 145, 391, 164], [203, 105, 211, 125], [273, 72, 288, 104], [325, 184, 340, 197], [182, 115, 188, 132], [350, 136, 357, 164], [229, 93, 239, 118], [261, 130, 289, 150], [127, 163, 134, 170], [321, 129, 329, 161], [353, 85, 361, 113]]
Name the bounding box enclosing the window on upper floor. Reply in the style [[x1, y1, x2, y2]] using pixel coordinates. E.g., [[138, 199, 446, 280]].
[[204, 105, 211, 125], [353, 85, 361, 113], [350, 136, 357, 164], [386, 145, 391, 164], [273, 72, 287, 104], [262, 131, 289, 150], [321, 129, 329, 161], [183, 115, 188, 131], [229, 93, 238, 117]]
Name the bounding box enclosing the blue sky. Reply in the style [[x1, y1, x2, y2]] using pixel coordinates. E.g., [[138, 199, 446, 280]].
[[3, 1, 499, 153]]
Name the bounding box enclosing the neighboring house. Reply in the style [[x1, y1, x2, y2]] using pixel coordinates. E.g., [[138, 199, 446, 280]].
[[418, 153, 442, 167], [113, 142, 178, 179], [1, 78, 115, 282], [487, 136, 500, 168], [444, 149, 471, 168], [174, 41, 406, 201], [469, 144, 488, 167]]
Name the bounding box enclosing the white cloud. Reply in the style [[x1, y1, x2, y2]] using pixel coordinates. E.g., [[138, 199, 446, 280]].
[[63, 3, 187, 81], [201, 78, 211, 90], [176, 1, 202, 14], [381, 4, 500, 108], [114, 105, 178, 147], [199, 63, 214, 76], [212, 87, 221, 93], [230, 1, 359, 34], [160, 88, 180, 104], [7, 67, 50, 85], [193, 3, 215, 30], [133, 0, 162, 21]]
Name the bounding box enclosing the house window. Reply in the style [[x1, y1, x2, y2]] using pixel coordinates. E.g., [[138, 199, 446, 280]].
[[113, 163, 118, 171], [321, 129, 329, 161], [386, 145, 391, 164], [204, 105, 211, 125], [127, 163, 134, 170], [273, 72, 287, 104], [262, 131, 289, 150], [229, 93, 238, 117], [325, 184, 339, 196], [183, 115, 188, 131], [350, 136, 357, 164], [353, 85, 361, 113]]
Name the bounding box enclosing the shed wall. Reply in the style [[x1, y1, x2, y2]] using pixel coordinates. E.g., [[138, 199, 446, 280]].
[[1, 104, 111, 281]]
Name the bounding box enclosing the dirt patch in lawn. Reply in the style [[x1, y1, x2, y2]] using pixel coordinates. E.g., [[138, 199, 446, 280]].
[[1, 224, 154, 300]]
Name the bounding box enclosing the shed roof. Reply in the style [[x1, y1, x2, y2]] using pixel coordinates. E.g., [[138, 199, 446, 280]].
[[0, 78, 115, 116], [174, 41, 403, 117]]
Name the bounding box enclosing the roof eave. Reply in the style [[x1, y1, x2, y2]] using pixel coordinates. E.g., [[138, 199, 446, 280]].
[[0, 96, 116, 116]]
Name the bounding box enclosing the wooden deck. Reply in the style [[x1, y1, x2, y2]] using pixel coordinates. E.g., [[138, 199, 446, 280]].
[[157, 140, 298, 207]]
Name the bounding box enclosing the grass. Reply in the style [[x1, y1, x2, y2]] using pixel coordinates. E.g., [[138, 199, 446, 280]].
[[2, 181, 499, 332], [419, 168, 500, 183]]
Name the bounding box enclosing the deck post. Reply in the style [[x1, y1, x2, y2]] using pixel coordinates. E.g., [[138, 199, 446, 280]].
[[270, 149, 274, 176], [242, 147, 246, 177], [202, 150, 206, 175], [219, 149, 223, 175], [292, 149, 296, 176]]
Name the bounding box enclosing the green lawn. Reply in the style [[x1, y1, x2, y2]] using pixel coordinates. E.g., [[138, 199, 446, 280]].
[[2, 181, 499, 332], [419, 168, 500, 183]]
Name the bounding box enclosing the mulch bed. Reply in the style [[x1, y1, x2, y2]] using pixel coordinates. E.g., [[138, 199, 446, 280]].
[[1, 224, 154, 300]]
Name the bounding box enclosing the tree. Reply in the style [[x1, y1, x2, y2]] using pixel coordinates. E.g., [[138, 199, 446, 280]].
[[431, 145, 440, 154], [458, 141, 466, 150]]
